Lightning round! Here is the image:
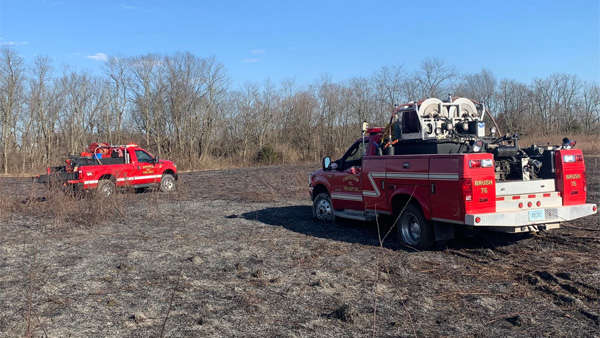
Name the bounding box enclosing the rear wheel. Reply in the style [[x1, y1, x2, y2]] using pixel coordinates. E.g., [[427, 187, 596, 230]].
[[159, 174, 176, 192], [313, 193, 334, 223], [96, 179, 115, 198], [395, 203, 433, 249]]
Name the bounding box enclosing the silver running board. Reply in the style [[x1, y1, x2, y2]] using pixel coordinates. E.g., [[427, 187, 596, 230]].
[[335, 210, 376, 221]]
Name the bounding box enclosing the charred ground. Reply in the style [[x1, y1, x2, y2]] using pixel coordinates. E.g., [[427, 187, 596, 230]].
[[1, 161, 599, 337]]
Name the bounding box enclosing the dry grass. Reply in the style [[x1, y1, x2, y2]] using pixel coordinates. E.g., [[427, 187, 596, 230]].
[[1, 163, 599, 337], [0, 183, 180, 230], [520, 133, 600, 154]]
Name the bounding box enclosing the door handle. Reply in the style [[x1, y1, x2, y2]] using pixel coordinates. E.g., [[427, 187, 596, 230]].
[[403, 162, 410, 169]]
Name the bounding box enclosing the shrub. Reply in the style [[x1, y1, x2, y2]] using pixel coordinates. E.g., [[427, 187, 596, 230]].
[[254, 145, 282, 164]]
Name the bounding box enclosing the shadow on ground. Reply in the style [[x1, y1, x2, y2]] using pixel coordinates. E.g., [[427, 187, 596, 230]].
[[239, 205, 530, 251], [240, 205, 392, 248]]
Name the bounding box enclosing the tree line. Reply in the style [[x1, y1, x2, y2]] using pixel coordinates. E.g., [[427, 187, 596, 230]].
[[0, 47, 599, 173]]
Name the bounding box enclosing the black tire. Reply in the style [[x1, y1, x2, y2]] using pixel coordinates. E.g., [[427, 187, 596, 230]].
[[159, 174, 176, 192], [394, 203, 433, 249], [96, 179, 115, 198], [312, 193, 335, 223]]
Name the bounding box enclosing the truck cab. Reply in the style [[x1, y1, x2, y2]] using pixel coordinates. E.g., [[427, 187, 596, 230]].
[[310, 97, 597, 249]]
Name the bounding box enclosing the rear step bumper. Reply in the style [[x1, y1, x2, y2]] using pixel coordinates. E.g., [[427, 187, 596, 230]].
[[465, 203, 597, 227]]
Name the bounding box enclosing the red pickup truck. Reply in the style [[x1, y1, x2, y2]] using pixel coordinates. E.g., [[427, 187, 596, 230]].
[[309, 98, 597, 248], [36, 143, 177, 197]]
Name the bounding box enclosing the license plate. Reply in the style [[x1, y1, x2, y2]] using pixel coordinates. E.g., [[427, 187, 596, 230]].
[[528, 209, 545, 222]]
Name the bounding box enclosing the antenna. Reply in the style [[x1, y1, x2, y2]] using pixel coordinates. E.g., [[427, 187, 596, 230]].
[[362, 121, 369, 155]]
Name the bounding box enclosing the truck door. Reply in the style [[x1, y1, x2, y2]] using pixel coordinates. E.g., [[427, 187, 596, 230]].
[[429, 156, 461, 222], [330, 139, 368, 211], [111, 148, 136, 187], [132, 149, 160, 185]]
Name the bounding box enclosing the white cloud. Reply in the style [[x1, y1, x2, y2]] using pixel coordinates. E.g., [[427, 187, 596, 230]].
[[0, 41, 29, 46], [87, 53, 108, 62], [242, 58, 260, 63], [250, 49, 265, 55], [120, 4, 136, 10]]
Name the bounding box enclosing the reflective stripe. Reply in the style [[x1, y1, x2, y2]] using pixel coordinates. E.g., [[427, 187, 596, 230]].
[[331, 193, 363, 201], [363, 171, 459, 198], [387, 172, 428, 179], [363, 172, 385, 197], [84, 174, 162, 186], [385, 172, 458, 180], [429, 173, 459, 180], [116, 174, 162, 182]]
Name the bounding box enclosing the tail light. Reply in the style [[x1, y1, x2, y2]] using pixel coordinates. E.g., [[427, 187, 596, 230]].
[[563, 154, 583, 163], [469, 159, 493, 168], [462, 179, 473, 202]]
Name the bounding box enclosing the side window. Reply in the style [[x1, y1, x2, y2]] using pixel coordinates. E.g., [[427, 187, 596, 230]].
[[402, 110, 421, 134], [343, 140, 368, 169], [346, 140, 367, 162], [135, 150, 154, 163]]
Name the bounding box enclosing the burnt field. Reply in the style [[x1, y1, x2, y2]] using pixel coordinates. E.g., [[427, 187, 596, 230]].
[[1, 161, 599, 337]]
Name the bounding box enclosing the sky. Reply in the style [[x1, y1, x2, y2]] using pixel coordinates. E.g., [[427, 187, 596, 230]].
[[0, 0, 598, 87]]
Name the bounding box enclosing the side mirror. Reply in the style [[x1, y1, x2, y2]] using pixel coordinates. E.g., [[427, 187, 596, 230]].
[[154, 156, 160, 164], [322, 156, 331, 170]]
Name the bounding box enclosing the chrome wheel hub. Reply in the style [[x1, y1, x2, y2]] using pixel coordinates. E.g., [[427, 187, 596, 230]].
[[316, 199, 332, 220], [401, 213, 421, 245]]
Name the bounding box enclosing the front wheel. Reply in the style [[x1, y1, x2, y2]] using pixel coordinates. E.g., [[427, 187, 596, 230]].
[[159, 174, 176, 192], [312, 193, 335, 223], [395, 203, 433, 249]]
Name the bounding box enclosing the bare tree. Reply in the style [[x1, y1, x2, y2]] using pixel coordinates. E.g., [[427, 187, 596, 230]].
[[580, 83, 600, 133], [0, 48, 25, 173], [26, 56, 58, 170], [372, 65, 406, 117], [105, 56, 131, 143], [416, 57, 456, 99], [0, 48, 599, 174], [496, 79, 532, 133], [532, 73, 581, 134], [455, 68, 497, 111], [129, 54, 167, 155]]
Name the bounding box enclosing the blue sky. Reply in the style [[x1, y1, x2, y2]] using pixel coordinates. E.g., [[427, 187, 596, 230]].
[[1, 0, 598, 86]]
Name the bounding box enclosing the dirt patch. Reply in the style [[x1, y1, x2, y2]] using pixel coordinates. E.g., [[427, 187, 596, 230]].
[[0, 163, 599, 337]]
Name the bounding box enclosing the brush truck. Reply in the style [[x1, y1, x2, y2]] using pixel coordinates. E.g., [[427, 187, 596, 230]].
[[35, 143, 177, 197], [309, 97, 597, 249]]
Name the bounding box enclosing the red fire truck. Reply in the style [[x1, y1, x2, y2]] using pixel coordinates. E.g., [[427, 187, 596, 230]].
[[309, 97, 597, 248], [36, 143, 177, 197]]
